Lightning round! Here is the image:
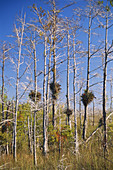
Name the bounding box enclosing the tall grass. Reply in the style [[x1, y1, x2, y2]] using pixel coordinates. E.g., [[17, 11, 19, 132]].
[[0, 113, 113, 169]]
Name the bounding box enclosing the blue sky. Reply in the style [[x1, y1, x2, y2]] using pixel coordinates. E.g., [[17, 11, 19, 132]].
[[0, 0, 76, 41], [0, 0, 43, 40], [0, 0, 78, 100], [0, 0, 113, 110]]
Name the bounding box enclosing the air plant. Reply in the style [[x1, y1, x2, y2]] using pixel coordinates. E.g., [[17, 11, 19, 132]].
[[81, 90, 95, 107], [64, 108, 73, 116], [50, 82, 61, 100], [82, 90, 96, 140], [29, 90, 41, 102], [64, 108, 73, 126]]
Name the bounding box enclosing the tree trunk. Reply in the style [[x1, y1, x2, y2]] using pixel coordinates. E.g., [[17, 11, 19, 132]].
[[43, 35, 48, 154], [2, 44, 5, 121], [82, 13, 91, 140], [86, 13, 91, 91], [13, 55, 19, 162], [11, 100, 14, 154], [33, 35, 37, 166], [59, 105, 61, 154], [103, 14, 108, 157], [67, 30, 71, 128], [52, 1, 56, 128], [83, 106, 87, 140], [33, 111, 37, 165], [73, 34, 78, 152], [27, 116, 32, 153], [79, 88, 82, 129], [6, 102, 10, 155], [13, 15, 25, 161], [30, 110, 33, 154], [110, 77, 112, 113], [46, 34, 52, 127]]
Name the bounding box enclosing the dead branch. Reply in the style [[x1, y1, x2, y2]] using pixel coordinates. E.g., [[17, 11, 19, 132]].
[[85, 112, 113, 143], [0, 119, 14, 126]]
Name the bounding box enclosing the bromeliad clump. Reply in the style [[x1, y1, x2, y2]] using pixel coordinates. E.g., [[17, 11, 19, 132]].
[[81, 90, 95, 107], [50, 82, 61, 100], [64, 108, 73, 126], [64, 108, 73, 116], [81, 90, 95, 140], [29, 90, 41, 102]]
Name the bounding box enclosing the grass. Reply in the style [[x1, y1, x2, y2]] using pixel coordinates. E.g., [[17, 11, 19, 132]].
[[0, 139, 113, 170], [0, 113, 113, 169]]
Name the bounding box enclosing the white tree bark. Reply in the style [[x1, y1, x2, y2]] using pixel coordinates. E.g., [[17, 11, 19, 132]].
[[73, 34, 78, 152], [46, 34, 52, 127], [6, 102, 10, 155], [33, 34, 37, 166], [2, 45, 5, 121], [59, 104, 61, 154], [13, 15, 25, 161], [30, 109, 33, 155], [43, 35, 48, 154], [11, 100, 14, 154], [27, 116, 32, 153]]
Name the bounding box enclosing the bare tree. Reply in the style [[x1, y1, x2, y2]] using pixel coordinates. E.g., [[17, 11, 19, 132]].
[[13, 17, 25, 161], [43, 34, 49, 154], [11, 14, 29, 161], [82, 0, 102, 140], [100, 0, 113, 157], [27, 115, 32, 153], [46, 34, 52, 127], [64, 22, 71, 127], [1, 44, 5, 121], [73, 33, 78, 152], [33, 33, 38, 166], [52, 0, 57, 128], [0, 42, 11, 121]]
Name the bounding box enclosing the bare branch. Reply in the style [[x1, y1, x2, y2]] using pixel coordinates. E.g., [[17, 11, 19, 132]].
[[0, 119, 14, 126], [86, 112, 113, 143], [19, 80, 32, 100]]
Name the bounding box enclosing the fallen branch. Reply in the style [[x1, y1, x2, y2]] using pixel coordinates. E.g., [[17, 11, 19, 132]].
[[86, 112, 113, 143], [0, 119, 14, 126], [0, 162, 10, 169], [85, 125, 102, 143], [106, 112, 113, 121]]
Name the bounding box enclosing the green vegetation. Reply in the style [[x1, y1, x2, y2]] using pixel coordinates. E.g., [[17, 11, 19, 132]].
[[0, 102, 113, 169], [1, 0, 113, 169]]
